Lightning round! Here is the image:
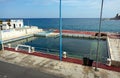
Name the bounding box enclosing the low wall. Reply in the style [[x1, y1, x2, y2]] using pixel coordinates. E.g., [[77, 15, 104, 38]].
[[0, 26, 43, 41]]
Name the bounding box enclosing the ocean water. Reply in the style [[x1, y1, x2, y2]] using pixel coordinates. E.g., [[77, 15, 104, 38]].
[[23, 18, 120, 32]]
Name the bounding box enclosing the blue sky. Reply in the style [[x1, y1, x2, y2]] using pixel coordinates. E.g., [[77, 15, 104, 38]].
[[0, 0, 120, 18]]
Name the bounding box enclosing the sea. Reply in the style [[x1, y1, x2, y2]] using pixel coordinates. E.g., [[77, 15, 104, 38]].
[[23, 18, 120, 32], [2, 18, 120, 63]]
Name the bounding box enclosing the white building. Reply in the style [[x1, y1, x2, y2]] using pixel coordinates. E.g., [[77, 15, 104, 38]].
[[0, 19, 24, 30], [118, 13, 120, 16]]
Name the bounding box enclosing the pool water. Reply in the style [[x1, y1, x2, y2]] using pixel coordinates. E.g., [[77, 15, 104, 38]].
[[5, 36, 108, 63]]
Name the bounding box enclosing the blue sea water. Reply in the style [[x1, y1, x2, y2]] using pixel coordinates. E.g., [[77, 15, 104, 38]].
[[23, 18, 120, 32]]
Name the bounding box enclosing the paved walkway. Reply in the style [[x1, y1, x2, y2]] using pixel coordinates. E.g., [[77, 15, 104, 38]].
[[0, 50, 120, 78], [4, 47, 120, 72], [0, 61, 63, 78], [54, 30, 96, 36]]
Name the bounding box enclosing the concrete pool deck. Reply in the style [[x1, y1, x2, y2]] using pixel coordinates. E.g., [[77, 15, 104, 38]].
[[0, 50, 120, 78], [0, 61, 63, 78], [107, 37, 120, 66], [4, 47, 120, 72]]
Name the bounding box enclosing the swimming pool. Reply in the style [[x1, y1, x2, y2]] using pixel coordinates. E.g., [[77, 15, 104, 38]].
[[5, 36, 108, 63]]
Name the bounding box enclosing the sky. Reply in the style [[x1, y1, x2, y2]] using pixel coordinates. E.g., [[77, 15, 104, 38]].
[[0, 0, 120, 18]]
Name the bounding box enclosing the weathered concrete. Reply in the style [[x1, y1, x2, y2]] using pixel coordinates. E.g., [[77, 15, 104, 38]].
[[53, 30, 107, 39], [34, 32, 59, 37], [107, 37, 120, 67], [0, 61, 63, 78], [0, 50, 120, 78]]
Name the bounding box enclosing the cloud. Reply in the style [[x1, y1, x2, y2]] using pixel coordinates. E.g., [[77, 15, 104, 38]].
[[104, 0, 120, 10]]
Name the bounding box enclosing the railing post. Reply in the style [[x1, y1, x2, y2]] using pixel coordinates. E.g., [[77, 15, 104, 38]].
[[0, 31, 4, 51]]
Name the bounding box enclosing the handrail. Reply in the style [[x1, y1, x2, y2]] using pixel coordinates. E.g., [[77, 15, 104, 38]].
[[15, 44, 31, 53]]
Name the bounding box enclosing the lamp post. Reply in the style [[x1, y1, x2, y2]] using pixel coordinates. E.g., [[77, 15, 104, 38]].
[[59, 0, 63, 61], [95, 0, 104, 71]]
